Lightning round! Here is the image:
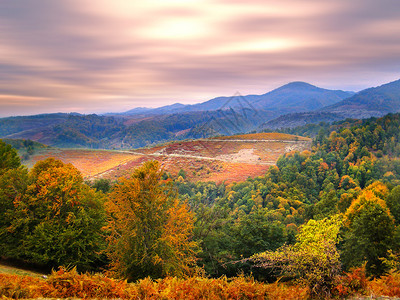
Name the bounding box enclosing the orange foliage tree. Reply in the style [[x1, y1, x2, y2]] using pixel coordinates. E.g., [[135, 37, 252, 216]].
[[104, 160, 198, 281]]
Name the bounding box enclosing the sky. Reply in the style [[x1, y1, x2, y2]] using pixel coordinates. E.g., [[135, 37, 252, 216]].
[[1, 0, 400, 117]]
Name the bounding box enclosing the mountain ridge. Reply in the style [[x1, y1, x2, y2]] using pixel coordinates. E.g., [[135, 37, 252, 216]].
[[119, 81, 353, 116], [261, 79, 400, 130], [5, 79, 400, 149]]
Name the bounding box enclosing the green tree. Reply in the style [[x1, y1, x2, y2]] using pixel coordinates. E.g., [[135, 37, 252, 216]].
[[91, 178, 112, 193], [0, 168, 28, 257], [313, 187, 339, 219], [232, 209, 286, 258], [0, 140, 26, 257], [104, 161, 197, 281], [177, 169, 186, 179], [386, 185, 400, 224], [0, 139, 20, 173], [10, 158, 106, 271]]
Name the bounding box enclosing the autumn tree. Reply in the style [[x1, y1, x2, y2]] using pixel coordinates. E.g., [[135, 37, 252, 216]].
[[8, 158, 106, 271], [104, 160, 197, 281], [341, 182, 395, 276]]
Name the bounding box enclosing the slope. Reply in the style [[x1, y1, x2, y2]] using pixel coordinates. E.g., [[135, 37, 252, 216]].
[[322, 78, 400, 118]]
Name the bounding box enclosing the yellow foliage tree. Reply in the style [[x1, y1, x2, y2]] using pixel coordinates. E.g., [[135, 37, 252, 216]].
[[104, 161, 197, 281], [251, 215, 343, 297], [342, 182, 395, 275]]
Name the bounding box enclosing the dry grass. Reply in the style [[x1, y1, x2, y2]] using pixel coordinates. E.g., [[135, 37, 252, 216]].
[[26, 149, 141, 178], [1, 265, 399, 299], [23, 133, 311, 183], [0, 267, 309, 300], [0, 263, 44, 278]]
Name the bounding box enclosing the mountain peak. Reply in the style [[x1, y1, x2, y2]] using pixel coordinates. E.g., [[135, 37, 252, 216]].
[[278, 81, 320, 91]]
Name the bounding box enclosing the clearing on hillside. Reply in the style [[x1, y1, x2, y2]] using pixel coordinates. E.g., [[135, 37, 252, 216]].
[[25, 133, 311, 183]]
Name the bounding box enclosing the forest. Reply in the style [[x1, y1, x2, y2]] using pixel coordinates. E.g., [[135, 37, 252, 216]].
[[1, 113, 400, 299]]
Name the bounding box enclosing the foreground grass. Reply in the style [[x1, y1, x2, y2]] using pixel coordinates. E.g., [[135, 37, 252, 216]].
[[0, 263, 44, 278], [1, 267, 400, 299]]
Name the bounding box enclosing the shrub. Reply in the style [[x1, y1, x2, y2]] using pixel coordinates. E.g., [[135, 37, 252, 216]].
[[332, 266, 369, 298], [251, 215, 342, 297], [368, 271, 400, 297]]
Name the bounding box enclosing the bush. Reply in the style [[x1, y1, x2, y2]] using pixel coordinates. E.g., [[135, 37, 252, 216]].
[[251, 216, 342, 297], [332, 266, 369, 298], [368, 271, 400, 297]]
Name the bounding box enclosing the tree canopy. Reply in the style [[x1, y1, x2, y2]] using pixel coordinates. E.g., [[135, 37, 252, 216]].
[[1, 158, 106, 271], [104, 161, 198, 281]]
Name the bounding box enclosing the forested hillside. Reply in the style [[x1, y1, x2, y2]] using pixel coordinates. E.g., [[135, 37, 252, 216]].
[[175, 112, 400, 279], [0, 111, 268, 149], [1, 113, 400, 298]]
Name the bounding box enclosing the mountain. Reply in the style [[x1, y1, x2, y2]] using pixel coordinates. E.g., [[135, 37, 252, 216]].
[[261, 79, 400, 130], [252, 81, 354, 113], [123, 103, 188, 116], [176, 94, 261, 112], [321, 79, 400, 118], [0, 81, 357, 149], [122, 107, 153, 115], [120, 82, 352, 116]]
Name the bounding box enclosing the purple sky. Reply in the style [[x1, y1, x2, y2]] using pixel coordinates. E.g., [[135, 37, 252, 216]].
[[1, 0, 400, 117]]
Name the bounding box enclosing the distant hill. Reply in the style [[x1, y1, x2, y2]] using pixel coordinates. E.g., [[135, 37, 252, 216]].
[[321, 79, 400, 118], [120, 81, 352, 117], [260, 112, 345, 130], [0, 113, 69, 137], [3, 78, 399, 148], [260, 79, 400, 130], [0, 82, 353, 149], [123, 103, 187, 116], [8, 79, 400, 149]]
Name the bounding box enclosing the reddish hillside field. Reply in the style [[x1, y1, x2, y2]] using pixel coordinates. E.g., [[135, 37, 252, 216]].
[[26, 133, 311, 183]]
